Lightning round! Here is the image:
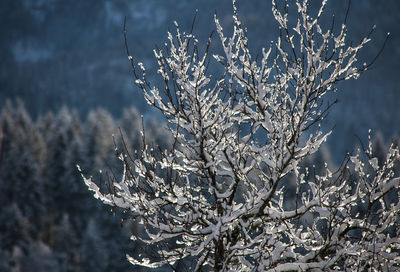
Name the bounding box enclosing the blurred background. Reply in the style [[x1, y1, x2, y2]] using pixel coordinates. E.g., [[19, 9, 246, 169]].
[[0, 0, 399, 271]]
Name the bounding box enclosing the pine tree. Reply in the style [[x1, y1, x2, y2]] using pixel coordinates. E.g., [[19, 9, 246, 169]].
[[119, 107, 143, 152], [83, 108, 117, 173], [0, 101, 45, 248]]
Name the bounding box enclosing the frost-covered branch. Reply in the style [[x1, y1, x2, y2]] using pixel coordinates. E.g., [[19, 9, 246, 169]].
[[80, 0, 399, 271]]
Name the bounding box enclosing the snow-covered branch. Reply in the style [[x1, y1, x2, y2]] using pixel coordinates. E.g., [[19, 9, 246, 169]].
[[81, 0, 399, 271]]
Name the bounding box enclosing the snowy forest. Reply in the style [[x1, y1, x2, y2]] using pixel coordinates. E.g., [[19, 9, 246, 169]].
[[0, 101, 172, 271], [1, 0, 400, 271]]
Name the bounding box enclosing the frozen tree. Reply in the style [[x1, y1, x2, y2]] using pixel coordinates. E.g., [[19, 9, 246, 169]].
[[81, 0, 399, 271], [84, 108, 117, 172], [41, 108, 85, 216], [119, 107, 144, 152], [0, 101, 45, 239]]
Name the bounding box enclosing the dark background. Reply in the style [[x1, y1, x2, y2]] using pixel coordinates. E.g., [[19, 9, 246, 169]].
[[0, 0, 399, 271]]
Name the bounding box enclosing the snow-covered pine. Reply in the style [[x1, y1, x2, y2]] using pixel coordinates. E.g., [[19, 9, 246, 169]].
[[80, 0, 399, 271]]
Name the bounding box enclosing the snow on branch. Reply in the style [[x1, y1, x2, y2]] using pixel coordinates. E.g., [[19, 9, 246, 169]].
[[80, 0, 399, 271]]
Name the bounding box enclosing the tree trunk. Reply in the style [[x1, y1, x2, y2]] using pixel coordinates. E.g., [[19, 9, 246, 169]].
[[214, 238, 224, 271]]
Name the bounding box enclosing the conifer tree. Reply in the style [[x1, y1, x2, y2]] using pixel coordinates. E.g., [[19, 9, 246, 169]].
[[41, 108, 84, 215], [84, 108, 117, 172], [0, 101, 45, 243]]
